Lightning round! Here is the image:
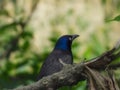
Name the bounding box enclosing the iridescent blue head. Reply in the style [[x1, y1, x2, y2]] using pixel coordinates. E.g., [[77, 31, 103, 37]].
[[54, 34, 79, 51]]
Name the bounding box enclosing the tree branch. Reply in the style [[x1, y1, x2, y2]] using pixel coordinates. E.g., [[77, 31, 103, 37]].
[[13, 40, 120, 90], [14, 64, 85, 90]]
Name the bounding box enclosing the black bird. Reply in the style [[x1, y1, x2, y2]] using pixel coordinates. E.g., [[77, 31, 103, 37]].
[[37, 34, 79, 80]]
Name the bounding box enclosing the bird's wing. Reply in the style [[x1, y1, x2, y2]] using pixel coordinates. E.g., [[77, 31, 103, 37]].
[[37, 50, 72, 79]]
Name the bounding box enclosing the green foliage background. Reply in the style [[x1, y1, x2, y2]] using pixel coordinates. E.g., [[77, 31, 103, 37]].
[[0, 0, 120, 90]]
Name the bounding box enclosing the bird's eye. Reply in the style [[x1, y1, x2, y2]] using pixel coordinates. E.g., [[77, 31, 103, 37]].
[[69, 37, 72, 41]]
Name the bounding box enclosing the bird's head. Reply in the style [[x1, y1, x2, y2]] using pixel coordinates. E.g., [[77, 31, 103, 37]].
[[54, 34, 79, 51]]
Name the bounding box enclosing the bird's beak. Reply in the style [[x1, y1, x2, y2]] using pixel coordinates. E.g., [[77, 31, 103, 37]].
[[72, 34, 79, 40]]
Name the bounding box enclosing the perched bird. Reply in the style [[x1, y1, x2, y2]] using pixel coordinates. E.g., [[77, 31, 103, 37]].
[[37, 34, 79, 80]]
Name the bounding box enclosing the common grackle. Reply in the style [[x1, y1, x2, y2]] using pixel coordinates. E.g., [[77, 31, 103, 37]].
[[37, 35, 79, 80]]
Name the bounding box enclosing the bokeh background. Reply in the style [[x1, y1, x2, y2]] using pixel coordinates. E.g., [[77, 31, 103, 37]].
[[0, 0, 120, 90]]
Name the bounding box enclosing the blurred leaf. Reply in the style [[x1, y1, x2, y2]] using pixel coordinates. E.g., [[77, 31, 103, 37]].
[[106, 15, 120, 22], [72, 80, 87, 90], [21, 31, 33, 38], [20, 39, 30, 51], [0, 21, 19, 32], [0, 9, 9, 16], [113, 15, 120, 21], [102, 0, 106, 4], [11, 65, 33, 76]]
